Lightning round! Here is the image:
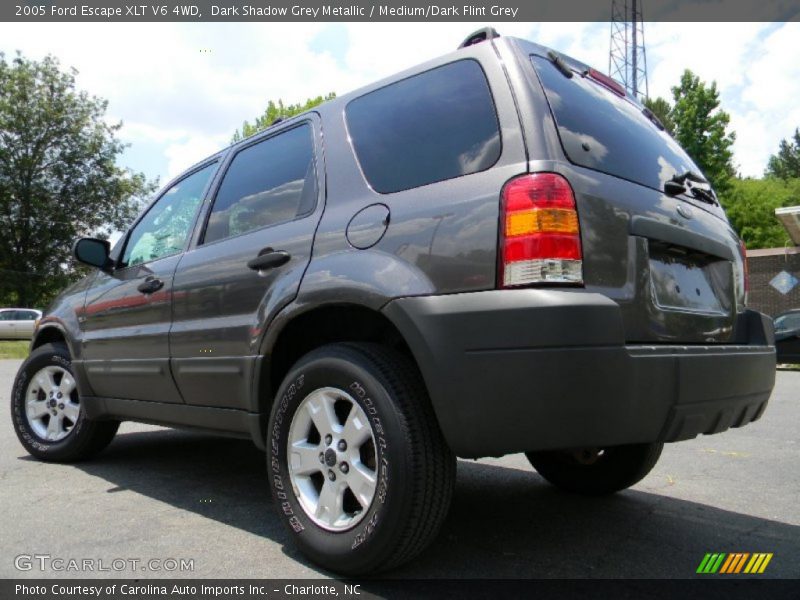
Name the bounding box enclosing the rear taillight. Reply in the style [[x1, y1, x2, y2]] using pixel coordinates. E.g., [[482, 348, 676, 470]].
[[499, 173, 583, 287], [739, 239, 749, 301]]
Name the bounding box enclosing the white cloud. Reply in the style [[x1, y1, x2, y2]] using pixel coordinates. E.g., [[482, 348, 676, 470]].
[[1, 22, 798, 181], [163, 134, 229, 181]]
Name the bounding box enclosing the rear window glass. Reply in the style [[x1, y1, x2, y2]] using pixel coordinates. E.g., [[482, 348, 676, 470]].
[[531, 55, 702, 192], [346, 59, 501, 194]]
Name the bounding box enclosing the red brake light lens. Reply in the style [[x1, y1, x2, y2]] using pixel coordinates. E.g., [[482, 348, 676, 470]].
[[586, 68, 627, 97], [500, 173, 583, 287]]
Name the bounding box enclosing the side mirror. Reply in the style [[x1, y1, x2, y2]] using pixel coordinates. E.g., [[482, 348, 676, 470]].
[[73, 238, 113, 270]]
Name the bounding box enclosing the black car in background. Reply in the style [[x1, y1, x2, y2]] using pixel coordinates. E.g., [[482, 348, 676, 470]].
[[774, 309, 800, 364]]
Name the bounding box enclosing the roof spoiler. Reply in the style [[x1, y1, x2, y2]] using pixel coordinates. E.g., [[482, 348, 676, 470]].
[[458, 27, 500, 49]]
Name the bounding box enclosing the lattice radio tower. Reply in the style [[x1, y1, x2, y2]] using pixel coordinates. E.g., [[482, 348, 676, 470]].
[[609, 0, 649, 99]]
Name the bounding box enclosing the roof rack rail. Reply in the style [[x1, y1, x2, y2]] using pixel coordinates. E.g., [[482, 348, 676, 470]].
[[458, 27, 499, 49]]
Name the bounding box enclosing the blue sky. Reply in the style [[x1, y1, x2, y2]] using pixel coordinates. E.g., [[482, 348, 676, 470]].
[[1, 22, 798, 192]]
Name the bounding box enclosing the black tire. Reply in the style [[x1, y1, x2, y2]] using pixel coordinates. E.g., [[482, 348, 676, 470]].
[[11, 342, 119, 462], [267, 342, 456, 575], [525, 443, 663, 496]]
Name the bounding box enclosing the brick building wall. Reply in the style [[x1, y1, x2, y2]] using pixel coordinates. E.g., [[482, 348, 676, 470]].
[[746, 247, 800, 317]]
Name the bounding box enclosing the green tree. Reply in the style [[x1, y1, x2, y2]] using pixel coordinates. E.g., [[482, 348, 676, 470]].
[[232, 93, 336, 143], [0, 52, 156, 308], [670, 70, 736, 195], [722, 177, 800, 249], [643, 96, 675, 136], [765, 128, 800, 180]]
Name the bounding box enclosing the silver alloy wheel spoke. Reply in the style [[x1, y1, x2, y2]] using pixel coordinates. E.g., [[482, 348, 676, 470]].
[[26, 399, 50, 420], [62, 400, 81, 424], [58, 372, 77, 396], [306, 391, 340, 436], [287, 387, 378, 532], [341, 405, 372, 447], [347, 463, 377, 508], [34, 371, 56, 395], [46, 413, 64, 440], [316, 482, 345, 527], [290, 441, 323, 475], [24, 365, 80, 442]]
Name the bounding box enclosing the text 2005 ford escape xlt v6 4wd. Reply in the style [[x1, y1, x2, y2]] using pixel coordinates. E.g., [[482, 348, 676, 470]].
[[11, 30, 776, 574]]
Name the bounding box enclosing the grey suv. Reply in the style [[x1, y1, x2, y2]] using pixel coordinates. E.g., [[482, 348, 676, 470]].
[[11, 30, 776, 574]]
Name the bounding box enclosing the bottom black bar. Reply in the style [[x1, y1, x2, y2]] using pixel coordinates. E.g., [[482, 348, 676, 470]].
[[2, 579, 798, 600]]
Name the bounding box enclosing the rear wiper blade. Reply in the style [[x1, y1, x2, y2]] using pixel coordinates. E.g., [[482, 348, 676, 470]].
[[689, 186, 718, 205], [663, 171, 718, 206], [670, 170, 708, 185]]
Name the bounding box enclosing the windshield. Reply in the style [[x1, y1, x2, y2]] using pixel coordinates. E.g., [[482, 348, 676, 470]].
[[531, 55, 706, 195]]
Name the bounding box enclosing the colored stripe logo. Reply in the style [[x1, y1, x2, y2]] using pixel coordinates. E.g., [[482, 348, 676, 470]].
[[697, 553, 773, 574]]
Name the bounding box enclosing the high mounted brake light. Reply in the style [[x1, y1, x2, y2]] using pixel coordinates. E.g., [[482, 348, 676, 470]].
[[499, 173, 583, 287], [585, 68, 626, 97]]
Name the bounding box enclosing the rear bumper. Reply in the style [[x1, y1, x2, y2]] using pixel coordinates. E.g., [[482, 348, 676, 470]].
[[383, 290, 776, 458]]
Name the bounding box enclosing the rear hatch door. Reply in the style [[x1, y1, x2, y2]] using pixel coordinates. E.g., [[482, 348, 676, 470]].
[[526, 50, 745, 343]]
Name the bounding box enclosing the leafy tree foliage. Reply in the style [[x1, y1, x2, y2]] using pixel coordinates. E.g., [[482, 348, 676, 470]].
[[0, 52, 155, 308], [765, 128, 800, 180], [642, 96, 675, 136], [722, 177, 800, 249], [232, 93, 336, 143], [670, 70, 736, 196]]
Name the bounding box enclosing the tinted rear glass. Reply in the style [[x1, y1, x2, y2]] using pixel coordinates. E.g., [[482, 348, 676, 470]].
[[346, 59, 501, 194], [531, 55, 703, 192]]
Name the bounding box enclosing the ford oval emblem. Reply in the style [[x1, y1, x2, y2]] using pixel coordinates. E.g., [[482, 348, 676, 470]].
[[677, 205, 693, 219]]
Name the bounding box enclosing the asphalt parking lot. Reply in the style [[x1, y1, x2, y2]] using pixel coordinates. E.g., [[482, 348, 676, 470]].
[[0, 359, 798, 579]]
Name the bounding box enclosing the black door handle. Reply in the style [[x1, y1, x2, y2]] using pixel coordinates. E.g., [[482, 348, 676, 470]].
[[137, 277, 164, 294], [247, 249, 291, 271]]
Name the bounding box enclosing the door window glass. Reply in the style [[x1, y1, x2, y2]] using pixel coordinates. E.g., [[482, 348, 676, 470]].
[[204, 124, 316, 244], [122, 163, 217, 267]]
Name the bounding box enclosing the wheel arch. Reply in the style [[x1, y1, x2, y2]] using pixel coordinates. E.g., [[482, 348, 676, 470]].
[[254, 302, 427, 422], [31, 324, 70, 353]]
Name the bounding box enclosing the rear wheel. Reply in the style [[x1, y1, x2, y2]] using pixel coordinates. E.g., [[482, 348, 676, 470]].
[[526, 443, 663, 496], [267, 343, 456, 575], [11, 343, 119, 462]]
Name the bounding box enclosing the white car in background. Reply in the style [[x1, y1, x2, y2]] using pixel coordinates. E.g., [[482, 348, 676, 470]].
[[0, 308, 42, 339]]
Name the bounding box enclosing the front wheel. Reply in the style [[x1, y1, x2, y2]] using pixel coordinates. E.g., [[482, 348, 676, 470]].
[[526, 443, 663, 496], [11, 342, 119, 462], [267, 343, 456, 575]]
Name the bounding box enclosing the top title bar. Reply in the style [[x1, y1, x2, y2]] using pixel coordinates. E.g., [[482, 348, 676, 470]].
[[5, 0, 800, 22]]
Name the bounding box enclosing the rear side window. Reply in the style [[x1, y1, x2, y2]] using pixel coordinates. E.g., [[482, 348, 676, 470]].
[[346, 59, 501, 194], [531, 55, 702, 192], [204, 124, 316, 244]]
